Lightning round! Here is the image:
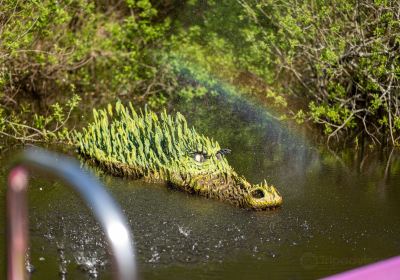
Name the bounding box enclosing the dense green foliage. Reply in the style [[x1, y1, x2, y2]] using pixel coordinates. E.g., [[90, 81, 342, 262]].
[[0, 0, 171, 99], [175, 0, 400, 146], [237, 0, 400, 146], [0, 0, 399, 148], [0, 94, 81, 149]]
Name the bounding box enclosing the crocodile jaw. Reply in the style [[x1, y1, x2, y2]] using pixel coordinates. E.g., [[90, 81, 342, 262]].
[[170, 171, 283, 210]]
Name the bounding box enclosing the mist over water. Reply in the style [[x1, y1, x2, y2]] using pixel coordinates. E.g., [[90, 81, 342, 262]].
[[1, 95, 400, 279]]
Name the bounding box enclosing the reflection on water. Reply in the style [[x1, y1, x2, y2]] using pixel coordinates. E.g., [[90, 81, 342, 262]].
[[0, 95, 400, 279]]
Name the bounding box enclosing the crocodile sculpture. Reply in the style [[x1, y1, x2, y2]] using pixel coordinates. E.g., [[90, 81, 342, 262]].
[[74, 101, 282, 210]]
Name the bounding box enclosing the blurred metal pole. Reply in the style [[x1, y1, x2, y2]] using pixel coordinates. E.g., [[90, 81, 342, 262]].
[[6, 148, 137, 280], [7, 166, 29, 280]]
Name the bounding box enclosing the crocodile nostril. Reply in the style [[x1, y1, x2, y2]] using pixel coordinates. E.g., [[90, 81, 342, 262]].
[[251, 189, 264, 199]]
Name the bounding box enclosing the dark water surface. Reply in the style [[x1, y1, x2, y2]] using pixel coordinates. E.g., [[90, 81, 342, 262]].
[[1, 96, 400, 279]]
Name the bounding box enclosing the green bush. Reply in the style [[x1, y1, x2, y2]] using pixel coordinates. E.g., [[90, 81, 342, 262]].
[[237, 0, 400, 146], [0, 0, 172, 102], [171, 0, 400, 146], [0, 94, 81, 149]]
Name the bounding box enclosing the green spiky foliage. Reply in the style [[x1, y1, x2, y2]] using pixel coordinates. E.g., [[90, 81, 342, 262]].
[[74, 102, 282, 210]]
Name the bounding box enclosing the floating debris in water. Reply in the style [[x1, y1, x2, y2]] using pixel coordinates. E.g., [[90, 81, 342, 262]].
[[178, 225, 191, 237], [267, 250, 277, 258], [57, 242, 68, 277], [215, 240, 223, 248], [149, 246, 160, 263], [74, 251, 106, 279], [25, 248, 35, 274], [301, 220, 310, 230]]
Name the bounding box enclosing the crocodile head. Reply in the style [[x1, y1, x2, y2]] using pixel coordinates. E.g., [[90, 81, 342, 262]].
[[75, 102, 283, 210], [167, 141, 283, 210]]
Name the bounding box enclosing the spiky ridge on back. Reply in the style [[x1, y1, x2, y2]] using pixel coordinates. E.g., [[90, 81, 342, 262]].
[[74, 101, 231, 180]]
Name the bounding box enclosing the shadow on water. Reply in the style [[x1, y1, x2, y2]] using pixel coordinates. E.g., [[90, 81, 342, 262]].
[[1, 95, 400, 279]]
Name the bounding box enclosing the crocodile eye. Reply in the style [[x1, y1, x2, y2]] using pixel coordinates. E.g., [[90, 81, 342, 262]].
[[194, 153, 205, 163]]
